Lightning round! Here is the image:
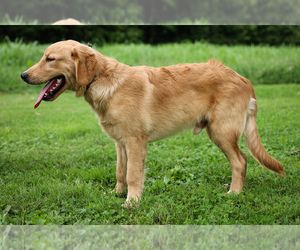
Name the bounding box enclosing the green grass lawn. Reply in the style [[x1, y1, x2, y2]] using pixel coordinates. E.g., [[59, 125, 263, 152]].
[[0, 84, 299, 225], [0, 41, 299, 225]]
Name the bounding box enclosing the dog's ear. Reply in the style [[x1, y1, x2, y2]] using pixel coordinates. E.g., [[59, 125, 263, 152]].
[[71, 46, 97, 86]]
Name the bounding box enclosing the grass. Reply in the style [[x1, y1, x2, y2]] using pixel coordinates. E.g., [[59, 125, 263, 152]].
[[0, 87, 299, 225], [0, 42, 299, 225]]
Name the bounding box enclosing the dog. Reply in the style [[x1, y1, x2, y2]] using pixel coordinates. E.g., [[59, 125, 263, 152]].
[[21, 40, 285, 205]]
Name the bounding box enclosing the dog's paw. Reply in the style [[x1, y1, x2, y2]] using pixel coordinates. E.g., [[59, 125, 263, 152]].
[[110, 188, 127, 198], [226, 190, 241, 195], [122, 197, 140, 208]]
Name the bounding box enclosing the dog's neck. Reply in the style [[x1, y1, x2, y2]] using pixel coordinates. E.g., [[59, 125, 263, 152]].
[[85, 77, 95, 95], [83, 57, 129, 113]]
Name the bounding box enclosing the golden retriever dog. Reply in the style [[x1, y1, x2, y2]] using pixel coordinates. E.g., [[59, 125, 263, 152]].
[[21, 40, 285, 205]]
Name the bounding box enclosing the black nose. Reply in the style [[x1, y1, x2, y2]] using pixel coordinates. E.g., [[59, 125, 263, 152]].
[[21, 72, 29, 82]]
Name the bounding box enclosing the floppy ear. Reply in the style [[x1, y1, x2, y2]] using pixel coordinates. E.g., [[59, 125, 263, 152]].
[[71, 47, 97, 86]]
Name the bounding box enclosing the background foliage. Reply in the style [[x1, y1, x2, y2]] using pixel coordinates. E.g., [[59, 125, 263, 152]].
[[1, 25, 300, 46], [1, 0, 300, 24]]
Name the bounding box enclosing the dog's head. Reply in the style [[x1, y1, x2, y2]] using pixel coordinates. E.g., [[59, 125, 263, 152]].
[[21, 40, 98, 109]]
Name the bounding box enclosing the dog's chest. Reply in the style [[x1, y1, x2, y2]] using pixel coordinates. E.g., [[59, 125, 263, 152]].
[[96, 112, 133, 143]]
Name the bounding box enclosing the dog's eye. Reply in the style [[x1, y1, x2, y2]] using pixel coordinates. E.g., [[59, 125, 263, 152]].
[[46, 57, 55, 62]]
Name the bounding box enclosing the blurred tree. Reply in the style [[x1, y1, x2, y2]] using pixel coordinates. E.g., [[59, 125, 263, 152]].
[[1, 0, 299, 24]]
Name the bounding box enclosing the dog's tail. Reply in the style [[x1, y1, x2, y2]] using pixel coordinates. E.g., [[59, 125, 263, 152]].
[[244, 98, 285, 177]]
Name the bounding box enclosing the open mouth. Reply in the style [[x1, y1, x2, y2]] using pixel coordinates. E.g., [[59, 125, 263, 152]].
[[34, 76, 65, 109]]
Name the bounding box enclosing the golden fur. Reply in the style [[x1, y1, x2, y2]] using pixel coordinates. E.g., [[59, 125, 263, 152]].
[[21, 40, 285, 204]]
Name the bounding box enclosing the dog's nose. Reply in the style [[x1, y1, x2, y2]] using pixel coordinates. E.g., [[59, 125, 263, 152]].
[[21, 72, 28, 82]]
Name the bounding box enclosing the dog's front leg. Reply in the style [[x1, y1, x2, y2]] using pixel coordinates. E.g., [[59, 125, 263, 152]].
[[124, 137, 147, 205], [115, 142, 128, 194]]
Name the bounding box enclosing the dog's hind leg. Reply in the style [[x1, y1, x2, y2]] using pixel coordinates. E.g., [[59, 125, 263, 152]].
[[206, 119, 247, 194], [115, 142, 128, 194]]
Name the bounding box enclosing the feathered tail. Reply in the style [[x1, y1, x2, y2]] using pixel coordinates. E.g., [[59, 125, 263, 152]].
[[244, 98, 285, 177]]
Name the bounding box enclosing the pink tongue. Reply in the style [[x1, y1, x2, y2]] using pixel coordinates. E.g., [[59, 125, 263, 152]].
[[34, 80, 55, 109]]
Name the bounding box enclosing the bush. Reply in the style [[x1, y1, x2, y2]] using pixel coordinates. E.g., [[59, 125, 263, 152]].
[[1, 26, 300, 46]]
